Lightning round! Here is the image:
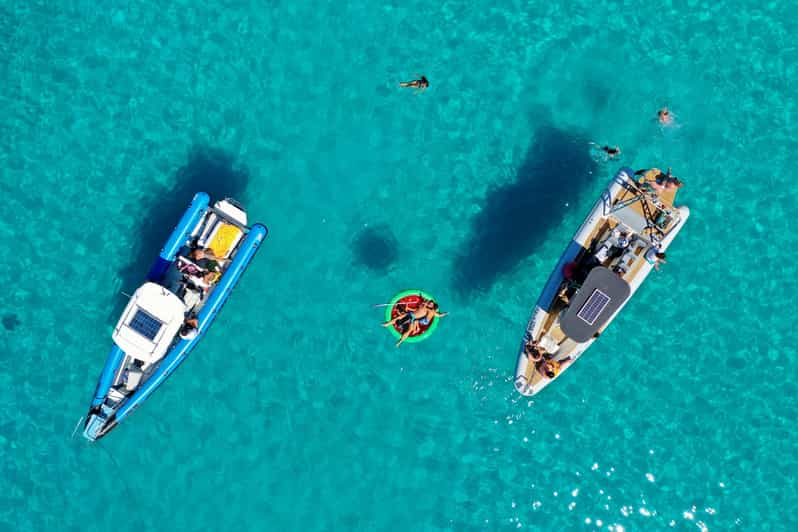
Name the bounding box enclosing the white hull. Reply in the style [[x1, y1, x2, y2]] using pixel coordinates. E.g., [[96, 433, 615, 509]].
[[514, 168, 690, 396]]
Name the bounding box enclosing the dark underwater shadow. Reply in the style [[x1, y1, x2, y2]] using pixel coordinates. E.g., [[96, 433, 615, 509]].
[[452, 124, 597, 296], [108, 146, 249, 324], [352, 224, 399, 274]]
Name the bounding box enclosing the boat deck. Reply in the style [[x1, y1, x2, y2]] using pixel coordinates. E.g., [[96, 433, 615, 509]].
[[520, 168, 686, 390]]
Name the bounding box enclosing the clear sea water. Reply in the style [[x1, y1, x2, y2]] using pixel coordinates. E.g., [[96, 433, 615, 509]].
[[1, 1, 796, 530]]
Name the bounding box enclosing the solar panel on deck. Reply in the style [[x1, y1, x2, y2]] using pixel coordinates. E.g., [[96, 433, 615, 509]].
[[576, 289, 611, 325], [129, 309, 163, 341]]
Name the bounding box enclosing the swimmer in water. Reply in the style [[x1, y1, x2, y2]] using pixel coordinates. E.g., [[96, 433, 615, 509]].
[[590, 142, 621, 158], [399, 75, 429, 91], [658, 107, 674, 126]]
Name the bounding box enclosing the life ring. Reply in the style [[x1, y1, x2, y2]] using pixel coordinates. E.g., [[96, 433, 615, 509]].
[[384, 289, 440, 343]]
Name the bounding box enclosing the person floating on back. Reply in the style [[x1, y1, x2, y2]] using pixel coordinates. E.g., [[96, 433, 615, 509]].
[[383, 298, 447, 347], [400, 75, 429, 91]]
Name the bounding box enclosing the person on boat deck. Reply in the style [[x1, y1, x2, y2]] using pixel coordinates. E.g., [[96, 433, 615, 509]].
[[556, 283, 570, 305], [651, 168, 683, 192], [188, 248, 224, 286], [635, 167, 683, 194], [179, 316, 199, 340], [562, 260, 588, 285], [611, 263, 628, 277], [592, 230, 630, 264], [645, 247, 667, 271], [524, 339, 545, 363], [614, 229, 631, 249], [399, 75, 429, 91], [537, 357, 573, 380], [382, 299, 448, 347]]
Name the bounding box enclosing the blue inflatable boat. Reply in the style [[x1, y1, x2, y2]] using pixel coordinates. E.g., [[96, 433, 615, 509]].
[[82, 193, 267, 441]]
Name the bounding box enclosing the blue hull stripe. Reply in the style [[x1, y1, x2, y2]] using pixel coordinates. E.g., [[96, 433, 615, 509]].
[[146, 192, 210, 282], [90, 345, 126, 408], [114, 223, 268, 423]]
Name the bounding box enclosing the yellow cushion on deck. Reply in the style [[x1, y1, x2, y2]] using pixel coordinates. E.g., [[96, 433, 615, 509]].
[[208, 223, 243, 258]]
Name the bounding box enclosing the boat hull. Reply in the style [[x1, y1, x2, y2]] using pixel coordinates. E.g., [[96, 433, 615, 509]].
[[83, 196, 266, 441], [514, 168, 690, 396]]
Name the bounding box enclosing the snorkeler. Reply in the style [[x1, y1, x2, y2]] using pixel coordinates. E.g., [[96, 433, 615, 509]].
[[658, 107, 674, 126], [590, 142, 621, 158], [399, 75, 429, 91]]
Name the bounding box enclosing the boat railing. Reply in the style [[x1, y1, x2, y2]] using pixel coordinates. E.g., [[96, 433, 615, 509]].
[[612, 173, 673, 215]]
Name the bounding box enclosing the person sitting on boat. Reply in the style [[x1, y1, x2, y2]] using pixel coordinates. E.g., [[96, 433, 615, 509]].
[[524, 339, 545, 362], [562, 260, 587, 286], [650, 168, 682, 192], [190, 247, 228, 270], [179, 316, 199, 340], [185, 248, 226, 288], [592, 230, 629, 265], [637, 167, 682, 193], [645, 247, 667, 271], [537, 357, 573, 380], [614, 229, 631, 250], [611, 263, 628, 277], [556, 283, 571, 305], [382, 299, 448, 347]]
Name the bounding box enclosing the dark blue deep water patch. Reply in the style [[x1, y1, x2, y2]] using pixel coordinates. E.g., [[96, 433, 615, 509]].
[[2, 313, 20, 331], [352, 224, 399, 273], [452, 124, 597, 294]]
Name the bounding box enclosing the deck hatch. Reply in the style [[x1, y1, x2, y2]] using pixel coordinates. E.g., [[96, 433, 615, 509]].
[[560, 267, 631, 342], [576, 289, 610, 325], [129, 309, 163, 341]]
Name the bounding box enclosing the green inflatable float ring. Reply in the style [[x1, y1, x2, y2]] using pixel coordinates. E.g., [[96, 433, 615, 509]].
[[384, 289, 440, 343]]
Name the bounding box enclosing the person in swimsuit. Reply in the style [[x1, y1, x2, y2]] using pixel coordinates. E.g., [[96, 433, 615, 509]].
[[383, 298, 448, 347], [650, 168, 683, 192], [645, 247, 667, 271], [590, 142, 621, 159], [658, 107, 674, 126], [382, 298, 427, 329], [187, 248, 226, 287], [635, 168, 683, 194], [399, 75, 429, 91], [179, 316, 199, 340], [537, 357, 574, 379], [524, 339, 545, 363]]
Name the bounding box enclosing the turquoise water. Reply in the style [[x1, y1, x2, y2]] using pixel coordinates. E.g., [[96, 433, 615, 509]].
[[1, 0, 797, 530]]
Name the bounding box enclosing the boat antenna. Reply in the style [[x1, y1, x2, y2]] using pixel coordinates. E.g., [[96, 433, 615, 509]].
[[120, 291, 133, 298], [70, 416, 84, 439]]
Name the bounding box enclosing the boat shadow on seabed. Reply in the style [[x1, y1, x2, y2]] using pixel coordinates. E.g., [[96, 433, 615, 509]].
[[107, 145, 249, 324], [452, 123, 597, 296]]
